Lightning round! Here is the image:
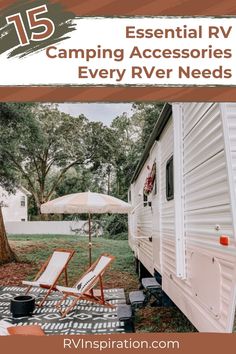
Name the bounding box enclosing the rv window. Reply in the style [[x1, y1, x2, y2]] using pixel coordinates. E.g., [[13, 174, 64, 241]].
[[166, 156, 174, 201], [143, 193, 148, 207], [128, 190, 132, 203]]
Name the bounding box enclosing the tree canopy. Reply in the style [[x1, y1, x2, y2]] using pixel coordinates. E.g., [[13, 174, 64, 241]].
[[0, 103, 37, 192], [0, 102, 38, 263], [0, 102, 164, 253], [1, 102, 164, 205]]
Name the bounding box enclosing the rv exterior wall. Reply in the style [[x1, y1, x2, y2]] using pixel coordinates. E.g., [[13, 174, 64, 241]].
[[159, 119, 176, 279], [129, 102, 236, 333], [131, 145, 156, 275], [164, 102, 236, 333]]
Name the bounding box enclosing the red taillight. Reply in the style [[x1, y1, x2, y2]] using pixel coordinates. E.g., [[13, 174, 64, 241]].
[[219, 235, 229, 246]]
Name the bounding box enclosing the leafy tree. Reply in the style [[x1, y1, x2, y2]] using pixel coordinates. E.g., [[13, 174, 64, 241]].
[[110, 111, 144, 199], [101, 104, 164, 235], [55, 122, 118, 198], [104, 214, 128, 236], [0, 103, 37, 264], [85, 121, 117, 171], [55, 167, 104, 197], [132, 103, 164, 149], [113, 103, 164, 197], [1, 104, 92, 215], [0, 101, 166, 254], [1, 104, 118, 217]]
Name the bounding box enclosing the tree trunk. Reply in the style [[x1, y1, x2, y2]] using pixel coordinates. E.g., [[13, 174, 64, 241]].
[[107, 170, 111, 195], [0, 207, 18, 265]]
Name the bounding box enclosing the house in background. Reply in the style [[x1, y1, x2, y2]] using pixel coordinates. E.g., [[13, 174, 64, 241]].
[[0, 186, 31, 222]]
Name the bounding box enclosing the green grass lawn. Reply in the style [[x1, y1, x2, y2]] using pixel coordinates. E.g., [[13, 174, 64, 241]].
[[8, 234, 138, 291], [5, 234, 196, 332]]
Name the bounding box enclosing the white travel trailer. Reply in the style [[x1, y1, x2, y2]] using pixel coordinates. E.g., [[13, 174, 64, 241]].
[[128, 102, 236, 333]]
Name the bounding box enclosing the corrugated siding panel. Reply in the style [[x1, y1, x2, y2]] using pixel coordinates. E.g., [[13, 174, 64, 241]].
[[129, 143, 159, 275], [160, 103, 236, 332], [224, 103, 236, 195], [135, 196, 154, 274], [232, 151, 236, 187], [182, 102, 236, 332], [151, 152, 161, 272], [183, 103, 214, 137], [222, 103, 236, 332], [164, 248, 236, 332], [184, 151, 230, 211], [130, 117, 175, 277], [129, 102, 236, 332], [185, 205, 234, 246], [224, 103, 236, 149], [184, 104, 223, 174], [160, 118, 176, 277]]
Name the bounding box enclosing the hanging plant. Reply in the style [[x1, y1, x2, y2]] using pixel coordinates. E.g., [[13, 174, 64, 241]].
[[143, 162, 156, 196]]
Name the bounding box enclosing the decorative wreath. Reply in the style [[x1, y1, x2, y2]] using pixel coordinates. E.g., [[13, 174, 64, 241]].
[[143, 162, 156, 196]]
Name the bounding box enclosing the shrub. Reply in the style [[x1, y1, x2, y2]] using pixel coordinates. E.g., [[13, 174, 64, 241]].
[[104, 214, 128, 236], [102, 232, 128, 240]]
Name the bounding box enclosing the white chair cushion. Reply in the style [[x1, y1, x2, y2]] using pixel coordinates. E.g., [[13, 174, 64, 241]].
[[23, 251, 71, 287], [93, 256, 112, 275], [56, 255, 112, 296], [22, 280, 41, 287], [56, 286, 79, 293], [0, 320, 11, 336]]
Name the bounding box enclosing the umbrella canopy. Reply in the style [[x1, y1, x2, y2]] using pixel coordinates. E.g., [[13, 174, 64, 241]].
[[41, 191, 132, 266], [41, 191, 132, 214]]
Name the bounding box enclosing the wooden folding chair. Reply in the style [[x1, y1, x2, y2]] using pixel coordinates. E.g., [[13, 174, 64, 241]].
[[22, 248, 75, 307], [55, 253, 115, 317]]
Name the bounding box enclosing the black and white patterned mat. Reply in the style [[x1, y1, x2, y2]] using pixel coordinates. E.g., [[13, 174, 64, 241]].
[[0, 286, 132, 335]]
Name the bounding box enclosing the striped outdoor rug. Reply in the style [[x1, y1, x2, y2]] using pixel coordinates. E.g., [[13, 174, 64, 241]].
[[0, 286, 132, 335]]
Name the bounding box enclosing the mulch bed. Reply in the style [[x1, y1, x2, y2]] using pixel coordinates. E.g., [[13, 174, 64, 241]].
[[0, 262, 37, 286], [105, 270, 138, 292]]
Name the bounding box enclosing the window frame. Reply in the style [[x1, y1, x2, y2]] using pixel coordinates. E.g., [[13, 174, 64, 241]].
[[143, 192, 148, 207], [166, 155, 174, 201], [20, 196, 26, 207], [128, 189, 132, 203]]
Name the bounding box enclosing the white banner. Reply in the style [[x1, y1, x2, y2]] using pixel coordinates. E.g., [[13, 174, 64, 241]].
[[1, 17, 236, 86]]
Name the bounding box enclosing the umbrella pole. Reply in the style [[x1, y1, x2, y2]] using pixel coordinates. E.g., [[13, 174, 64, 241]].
[[89, 213, 92, 266]]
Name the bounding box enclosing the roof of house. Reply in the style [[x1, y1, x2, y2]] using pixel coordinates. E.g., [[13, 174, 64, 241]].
[[0, 186, 31, 197], [131, 103, 172, 183], [19, 186, 31, 196]]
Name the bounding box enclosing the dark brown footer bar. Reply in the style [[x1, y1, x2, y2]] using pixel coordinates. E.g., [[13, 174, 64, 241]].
[[0, 333, 236, 354]]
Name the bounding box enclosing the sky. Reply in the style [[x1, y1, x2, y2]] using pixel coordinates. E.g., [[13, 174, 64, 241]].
[[58, 103, 133, 126]]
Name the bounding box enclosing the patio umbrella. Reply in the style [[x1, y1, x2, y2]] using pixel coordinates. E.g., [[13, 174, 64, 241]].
[[41, 191, 132, 265]]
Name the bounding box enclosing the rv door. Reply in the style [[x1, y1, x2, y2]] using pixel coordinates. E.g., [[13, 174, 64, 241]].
[[152, 144, 161, 273]]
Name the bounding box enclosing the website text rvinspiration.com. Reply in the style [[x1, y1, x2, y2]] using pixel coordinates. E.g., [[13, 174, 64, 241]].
[[63, 337, 180, 351]]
